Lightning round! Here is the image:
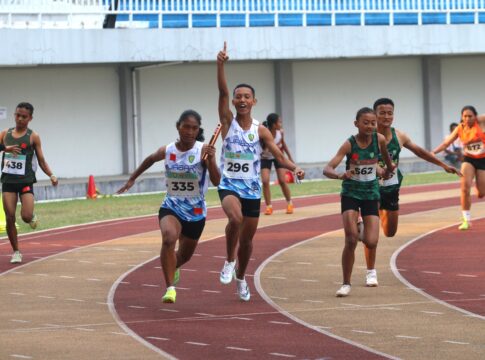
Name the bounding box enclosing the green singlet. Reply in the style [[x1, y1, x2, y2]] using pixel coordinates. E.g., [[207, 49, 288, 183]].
[[1, 128, 37, 184], [341, 132, 380, 201], [378, 127, 403, 193]]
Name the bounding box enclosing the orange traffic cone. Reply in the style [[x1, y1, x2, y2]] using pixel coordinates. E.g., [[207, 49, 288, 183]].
[[87, 175, 97, 199]]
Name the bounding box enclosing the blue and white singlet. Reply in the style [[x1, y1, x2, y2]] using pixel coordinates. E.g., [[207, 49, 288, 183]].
[[218, 118, 262, 199], [162, 141, 208, 221]]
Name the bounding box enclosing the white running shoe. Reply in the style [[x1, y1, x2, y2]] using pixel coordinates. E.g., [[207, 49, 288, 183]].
[[29, 214, 39, 230], [236, 277, 250, 301], [10, 251, 22, 264], [336, 284, 351, 297], [366, 269, 378, 287], [219, 260, 236, 285]]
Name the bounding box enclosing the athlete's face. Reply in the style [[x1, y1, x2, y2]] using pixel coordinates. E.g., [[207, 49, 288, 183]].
[[375, 104, 394, 128], [14, 107, 32, 129], [232, 87, 256, 115], [275, 118, 283, 130], [355, 113, 377, 136], [461, 109, 477, 127], [177, 116, 200, 144]]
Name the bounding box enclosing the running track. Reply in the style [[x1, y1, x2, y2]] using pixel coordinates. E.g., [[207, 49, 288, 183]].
[[1, 182, 483, 359]]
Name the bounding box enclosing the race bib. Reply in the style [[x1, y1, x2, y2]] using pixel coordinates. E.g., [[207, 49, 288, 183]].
[[223, 152, 255, 179], [3, 153, 26, 175], [349, 163, 377, 182], [166, 172, 199, 197], [464, 141, 485, 156], [380, 167, 399, 187]]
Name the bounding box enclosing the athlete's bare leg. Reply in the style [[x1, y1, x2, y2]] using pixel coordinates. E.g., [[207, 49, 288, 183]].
[[3, 192, 19, 252], [160, 215, 182, 287], [176, 234, 198, 269], [341, 210, 360, 284], [235, 216, 259, 279], [460, 162, 475, 211], [276, 167, 292, 202], [220, 194, 243, 262], [379, 209, 399, 237], [261, 167, 272, 207]]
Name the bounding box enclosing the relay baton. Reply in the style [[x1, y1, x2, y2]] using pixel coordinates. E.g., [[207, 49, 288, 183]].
[[203, 123, 222, 160]]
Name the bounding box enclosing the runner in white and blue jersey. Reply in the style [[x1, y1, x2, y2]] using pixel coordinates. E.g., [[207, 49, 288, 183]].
[[117, 110, 220, 304], [216, 42, 305, 302]]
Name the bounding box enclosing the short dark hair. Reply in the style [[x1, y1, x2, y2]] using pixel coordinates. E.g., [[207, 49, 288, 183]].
[[16, 102, 34, 115], [449, 122, 458, 131], [356, 107, 376, 121], [233, 83, 255, 97], [461, 105, 477, 116], [373, 98, 394, 111]]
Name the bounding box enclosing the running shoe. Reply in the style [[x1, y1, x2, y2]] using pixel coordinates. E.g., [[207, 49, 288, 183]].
[[286, 203, 294, 214], [366, 269, 378, 287], [220, 260, 236, 284], [162, 287, 176, 303], [10, 251, 22, 264], [29, 214, 39, 230], [236, 277, 250, 301], [336, 284, 351, 297], [458, 219, 470, 230], [264, 207, 273, 215], [357, 217, 364, 241], [173, 268, 180, 286]]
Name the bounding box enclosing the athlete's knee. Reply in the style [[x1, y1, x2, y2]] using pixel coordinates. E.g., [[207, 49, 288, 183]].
[[227, 212, 243, 227], [161, 229, 178, 246], [5, 214, 16, 224], [20, 214, 33, 224], [344, 236, 358, 249]]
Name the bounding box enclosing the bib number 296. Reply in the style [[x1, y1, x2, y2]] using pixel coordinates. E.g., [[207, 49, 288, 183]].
[[227, 162, 249, 173]]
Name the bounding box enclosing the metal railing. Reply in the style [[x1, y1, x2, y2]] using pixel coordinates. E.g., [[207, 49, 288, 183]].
[[1, 0, 484, 28]]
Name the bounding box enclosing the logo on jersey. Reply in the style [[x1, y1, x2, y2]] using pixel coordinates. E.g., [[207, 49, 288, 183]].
[[188, 155, 195, 163], [248, 134, 254, 141], [170, 153, 176, 161], [369, 152, 375, 158]]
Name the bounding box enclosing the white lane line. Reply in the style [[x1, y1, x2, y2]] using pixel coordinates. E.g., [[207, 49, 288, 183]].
[[59, 275, 75, 279], [79, 260, 93, 264], [111, 332, 129, 336], [29, 242, 41, 245], [96, 302, 109, 305], [66, 298, 85, 302], [352, 330, 375, 334], [159, 309, 179, 313], [49, 244, 63, 247], [146, 336, 169, 341], [185, 341, 209, 346], [10, 355, 33, 359], [38, 295, 55, 299], [142, 284, 159, 287], [441, 290, 463, 295], [213, 255, 226, 259], [137, 250, 152, 253], [269, 321, 291, 325], [271, 296, 288, 300], [457, 274, 477, 278], [102, 262, 116, 265], [153, 266, 162, 269], [86, 278, 102, 282], [443, 340, 470, 345], [232, 317, 252, 321], [395, 335, 421, 339], [226, 346, 252, 352], [11, 271, 24, 274], [10, 319, 30, 323], [421, 271, 441, 274], [202, 290, 221, 294], [76, 328, 95, 332], [119, 281, 130, 285], [9, 292, 25, 296], [268, 276, 286, 280], [181, 268, 197, 272], [304, 300, 324, 304], [269, 352, 296, 358], [194, 313, 215, 317], [208, 270, 219, 274], [420, 311, 444, 315], [296, 262, 312, 265], [301, 279, 318, 282], [54, 258, 69, 262], [34, 273, 49, 277], [113, 248, 128, 252], [128, 305, 146, 309]]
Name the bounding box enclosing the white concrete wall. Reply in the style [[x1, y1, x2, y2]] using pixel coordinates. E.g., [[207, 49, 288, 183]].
[[293, 57, 424, 163], [2, 26, 485, 65], [441, 55, 485, 138], [137, 61, 275, 173], [0, 66, 122, 179]]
